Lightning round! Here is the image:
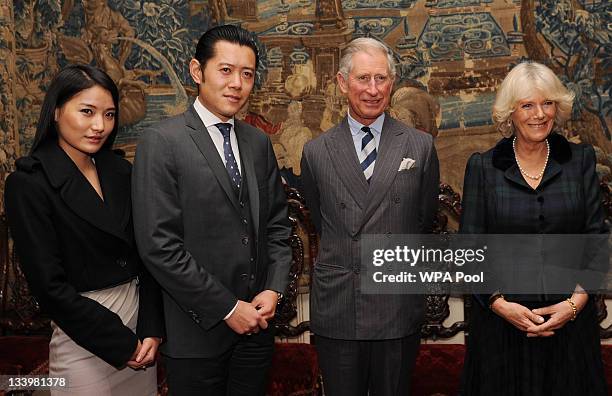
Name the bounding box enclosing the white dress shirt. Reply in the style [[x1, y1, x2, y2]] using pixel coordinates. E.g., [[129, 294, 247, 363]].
[[193, 97, 242, 174]]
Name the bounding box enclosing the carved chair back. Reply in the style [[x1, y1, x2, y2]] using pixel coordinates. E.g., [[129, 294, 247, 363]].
[[0, 214, 49, 336]]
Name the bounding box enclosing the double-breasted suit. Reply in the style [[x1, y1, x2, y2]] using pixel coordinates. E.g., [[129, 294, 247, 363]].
[[132, 104, 292, 358], [301, 115, 440, 340]]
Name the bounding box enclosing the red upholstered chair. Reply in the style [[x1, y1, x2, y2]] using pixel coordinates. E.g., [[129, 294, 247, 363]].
[[411, 344, 466, 396], [268, 343, 320, 396], [602, 344, 612, 395]]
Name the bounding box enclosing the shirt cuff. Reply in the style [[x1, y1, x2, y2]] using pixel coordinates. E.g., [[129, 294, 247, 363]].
[[223, 301, 239, 320]]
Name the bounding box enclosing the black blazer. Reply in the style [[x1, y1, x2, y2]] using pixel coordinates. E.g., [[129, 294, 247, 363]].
[[4, 141, 164, 368]]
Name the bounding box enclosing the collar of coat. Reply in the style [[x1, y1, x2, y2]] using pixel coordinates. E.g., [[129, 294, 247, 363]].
[[491, 132, 572, 172], [16, 141, 130, 188], [15, 140, 132, 243]]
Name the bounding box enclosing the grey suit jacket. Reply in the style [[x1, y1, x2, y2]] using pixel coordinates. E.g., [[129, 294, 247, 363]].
[[301, 115, 439, 340], [132, 105, 292, 358]]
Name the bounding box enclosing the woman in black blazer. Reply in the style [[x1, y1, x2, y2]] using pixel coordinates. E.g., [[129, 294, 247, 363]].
[[4, 65, 164, 395], [459, 61, 607, 395]]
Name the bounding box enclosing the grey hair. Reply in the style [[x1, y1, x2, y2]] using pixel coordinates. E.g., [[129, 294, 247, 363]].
[[338, 37, 397, 79]]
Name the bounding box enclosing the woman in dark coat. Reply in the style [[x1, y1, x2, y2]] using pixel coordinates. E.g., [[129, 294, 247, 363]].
[[459, 61, 607, 395], [4, 65, 164, 395]]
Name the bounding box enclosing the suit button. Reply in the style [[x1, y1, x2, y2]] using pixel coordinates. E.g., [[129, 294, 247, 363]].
[[250, 274, 255, 280], [339, 203, 346, 209], [116, 258, 127, 267], [240, 273, 248, 280], [250, 257, 255, 263], [352, 237, 359, 242], [242, 218, 248, 225], [239, 201, 245, 208], [537, 196, 544, 203], [242, 236, 249, 245], [394, 197, 400, 203], [539, 214, 545, 221]]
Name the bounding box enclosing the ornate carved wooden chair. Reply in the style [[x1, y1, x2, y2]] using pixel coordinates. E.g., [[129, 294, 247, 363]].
[[412, 184, 468, 396], [267, 186, 321, 396], [0, 214, 50, 379]]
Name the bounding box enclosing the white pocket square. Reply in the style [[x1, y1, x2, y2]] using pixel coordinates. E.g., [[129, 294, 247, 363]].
[[398, 157, 416, 171]]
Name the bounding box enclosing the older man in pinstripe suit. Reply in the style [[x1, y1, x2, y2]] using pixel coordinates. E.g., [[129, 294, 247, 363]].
[[300, 38, 440, 396]]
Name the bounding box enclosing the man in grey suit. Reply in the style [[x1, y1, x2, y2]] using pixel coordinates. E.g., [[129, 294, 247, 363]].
[[301, 38, 439, 395], [132, 25, 292, 395]]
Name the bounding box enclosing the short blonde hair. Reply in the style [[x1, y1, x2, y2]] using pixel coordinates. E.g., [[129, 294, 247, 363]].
[[492, 61, 575, 135], [338, 37, 396, 79]]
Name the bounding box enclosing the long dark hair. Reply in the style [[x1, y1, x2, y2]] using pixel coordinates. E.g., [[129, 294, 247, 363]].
[[30, 64, 120, 154]]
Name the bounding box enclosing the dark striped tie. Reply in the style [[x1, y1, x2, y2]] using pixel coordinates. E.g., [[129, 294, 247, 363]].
[[216, 123, 241, 189], [360, 126, 376, 182]]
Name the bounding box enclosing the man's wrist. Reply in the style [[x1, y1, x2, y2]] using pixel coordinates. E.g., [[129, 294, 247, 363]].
[[489, 293, 505, 310], [223, 300, 239, 320]]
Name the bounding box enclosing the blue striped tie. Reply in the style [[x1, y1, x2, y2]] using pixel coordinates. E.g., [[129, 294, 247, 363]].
[[216, 123, 241, 189], [360, 126, 376, 183]]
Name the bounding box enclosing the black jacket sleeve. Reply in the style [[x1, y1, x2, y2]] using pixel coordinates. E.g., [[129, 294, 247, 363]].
[[578, 144, 609, 292], [136, 264, 166, 339], [459, 153, 493, 308]]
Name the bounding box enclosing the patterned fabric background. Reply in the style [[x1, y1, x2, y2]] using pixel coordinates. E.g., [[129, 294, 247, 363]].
[[0, 0, 610, 211]]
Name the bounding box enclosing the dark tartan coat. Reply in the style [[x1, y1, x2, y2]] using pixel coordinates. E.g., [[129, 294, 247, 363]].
[[459, 132, 608, 302], [458, 133, 609, 396]]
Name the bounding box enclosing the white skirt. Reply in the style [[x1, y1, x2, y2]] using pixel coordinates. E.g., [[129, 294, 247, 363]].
[[49, 279, 157, 396]]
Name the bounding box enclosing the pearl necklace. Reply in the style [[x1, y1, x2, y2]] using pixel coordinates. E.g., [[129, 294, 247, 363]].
[[512, 137, 549, 180]]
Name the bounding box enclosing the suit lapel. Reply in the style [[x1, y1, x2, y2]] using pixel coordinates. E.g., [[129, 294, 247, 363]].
[[325, 118, 368, 209], [359, 116, 405, 228], [185, 107, 241, 213], [36, 142, 130, 243], [236, 121, 260, 237]]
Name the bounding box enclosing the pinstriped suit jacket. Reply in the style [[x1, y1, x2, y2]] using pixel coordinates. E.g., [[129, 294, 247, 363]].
[[301, 115, 440, 340]]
